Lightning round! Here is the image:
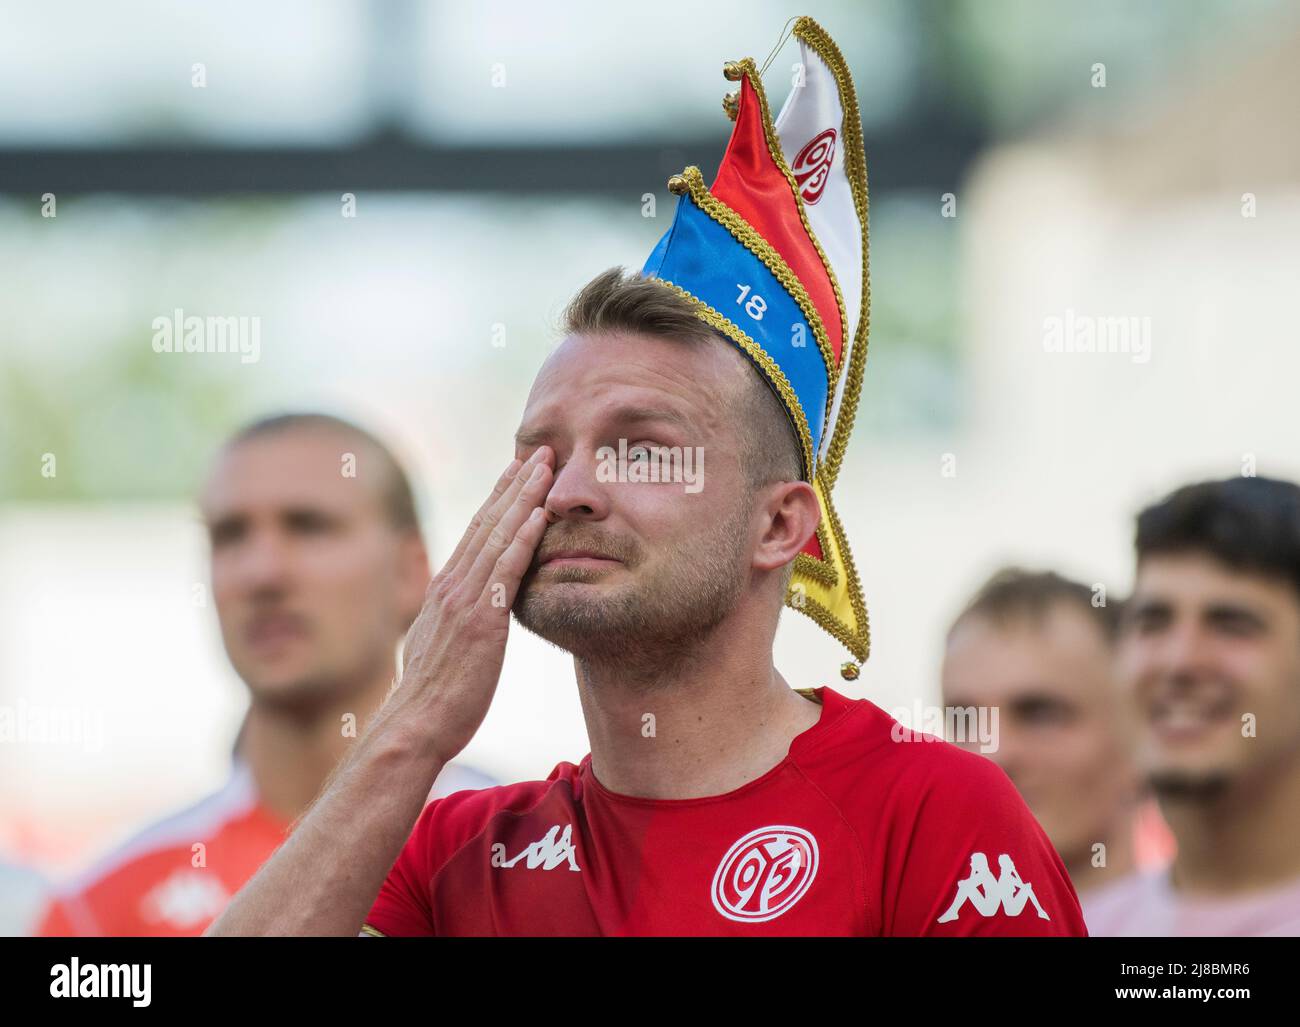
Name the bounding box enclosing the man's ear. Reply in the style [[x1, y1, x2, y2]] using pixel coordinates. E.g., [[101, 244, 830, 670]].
[[752, 480, 821, 573]]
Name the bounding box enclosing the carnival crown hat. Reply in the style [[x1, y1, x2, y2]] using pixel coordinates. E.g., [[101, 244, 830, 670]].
[[641, 16, 871, 676]]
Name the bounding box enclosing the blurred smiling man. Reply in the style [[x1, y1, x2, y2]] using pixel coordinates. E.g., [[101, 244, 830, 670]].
[[37, 413, 491, 936], [1086, 476, 1300, 935]]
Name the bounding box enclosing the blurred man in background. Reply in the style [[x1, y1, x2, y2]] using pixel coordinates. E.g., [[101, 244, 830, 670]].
[[1086, 476, 1300, 936], [36, 413, 493, 935], [941, 568, 1171, 905]]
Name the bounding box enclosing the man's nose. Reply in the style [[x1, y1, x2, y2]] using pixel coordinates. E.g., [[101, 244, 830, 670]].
[[223, 529, 293, 595], [1154, 619, 1213, 686], [544, 448, 611, 522]]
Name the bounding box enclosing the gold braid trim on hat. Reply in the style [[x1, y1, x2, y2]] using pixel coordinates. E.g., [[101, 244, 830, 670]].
[[796, 588, 869, 661], [793, 547, 835, 588], [799, 483, 870, 661], [791, 17, 871, 491], [675, 166, 835, 415], [793, 554, 836, 590], [650, 279, 815, 485]]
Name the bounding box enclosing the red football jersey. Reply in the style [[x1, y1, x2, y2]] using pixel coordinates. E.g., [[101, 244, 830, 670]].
[[36, 763, 289, 937], [365, 687, 1088, 936]]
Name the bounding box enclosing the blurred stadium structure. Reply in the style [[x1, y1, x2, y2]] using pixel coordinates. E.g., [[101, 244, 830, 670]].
[[2, 0, 1298, 911]]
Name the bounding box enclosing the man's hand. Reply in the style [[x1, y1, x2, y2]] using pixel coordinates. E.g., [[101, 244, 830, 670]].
[[390, 445, 553, 763], [204, 447, 553, 936]]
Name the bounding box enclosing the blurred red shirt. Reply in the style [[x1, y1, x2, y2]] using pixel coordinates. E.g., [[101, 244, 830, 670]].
[[36, 762, 288, 936], [36, 760, 494, 936]]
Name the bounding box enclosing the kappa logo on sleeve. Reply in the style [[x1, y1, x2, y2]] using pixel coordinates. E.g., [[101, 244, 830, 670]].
[[937, 852, 1051, 923], [490, 824, 581, 872]]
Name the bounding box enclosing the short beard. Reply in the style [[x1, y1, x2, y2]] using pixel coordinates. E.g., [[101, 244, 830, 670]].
[[512, 502, 752, 685], [1148, 769, 1233, 802]]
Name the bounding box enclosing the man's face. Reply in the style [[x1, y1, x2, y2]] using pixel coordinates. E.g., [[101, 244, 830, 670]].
[[511, 331, 760, 665], [201, 429, 426, 709], [1116, 552, 1300, 799], [941, 605, 1135, 863]]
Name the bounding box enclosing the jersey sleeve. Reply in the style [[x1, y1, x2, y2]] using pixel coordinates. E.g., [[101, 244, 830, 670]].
[[361, 798, 444, 937], [885, 751, 1088, 937]]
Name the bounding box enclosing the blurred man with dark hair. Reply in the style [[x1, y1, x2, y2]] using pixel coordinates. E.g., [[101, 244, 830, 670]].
[[1087, 476, 1300, 935], [36, 413, 493, 936], [942, 568, 1170, 905]]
